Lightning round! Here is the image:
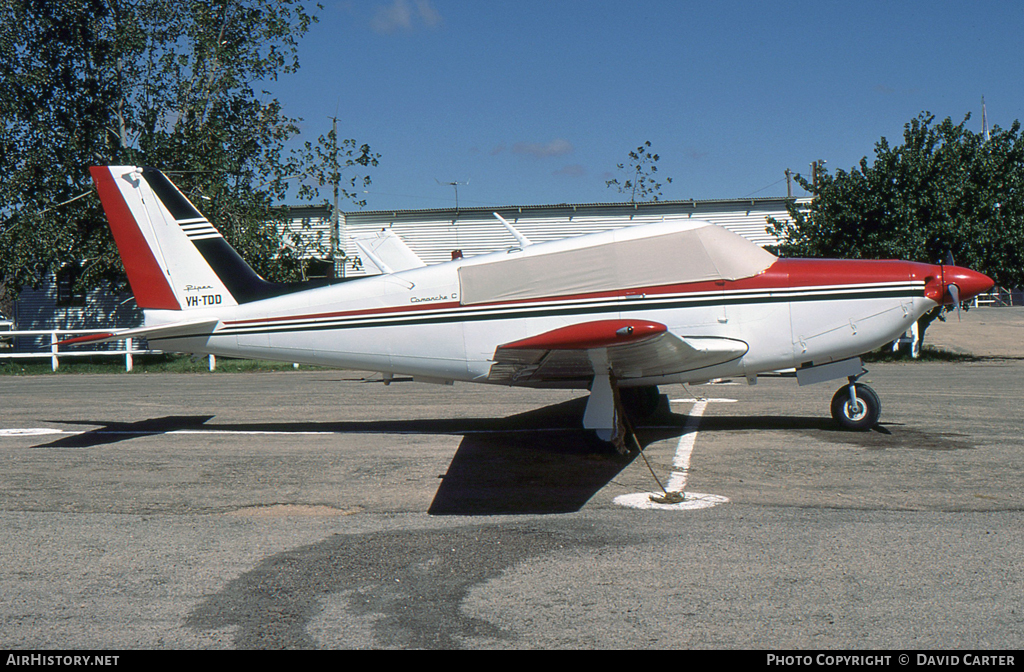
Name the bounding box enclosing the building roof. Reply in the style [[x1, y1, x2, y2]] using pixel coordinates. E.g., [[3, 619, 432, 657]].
[[283, 195, 809, 220], [277, 195, 808, 274]]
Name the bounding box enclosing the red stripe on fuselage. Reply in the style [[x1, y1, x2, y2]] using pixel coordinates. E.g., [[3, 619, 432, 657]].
[[90, 167, 180, 310], [223, 301, 465, 326], [222, 258, 935, 328], [772, 258, 936, 289]]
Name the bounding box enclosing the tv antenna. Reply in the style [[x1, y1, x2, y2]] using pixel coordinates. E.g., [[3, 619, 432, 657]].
[[436, 179, 470, 210]]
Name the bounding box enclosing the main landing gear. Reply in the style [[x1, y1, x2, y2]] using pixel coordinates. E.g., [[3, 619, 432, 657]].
[[583, 369, 662, 454], [830, 377, 881, 431]]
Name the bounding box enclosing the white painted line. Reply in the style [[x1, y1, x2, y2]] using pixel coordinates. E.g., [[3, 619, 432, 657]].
[[170, 429, 338, 436], [670, 398, 737, 403], [0, 428, 343, 438], [0, 426, 593, 439], [613, 491, 729, 511], [665, 399, 707, 492], [0, 428, 64, 436], [614, 398, 731, 511]]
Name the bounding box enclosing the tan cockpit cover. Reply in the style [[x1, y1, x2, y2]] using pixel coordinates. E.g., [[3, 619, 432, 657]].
[[458, 222, 776, 306]]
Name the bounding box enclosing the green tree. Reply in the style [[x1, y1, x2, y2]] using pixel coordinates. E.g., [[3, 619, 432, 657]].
[[0, 0, 375, 300], [606, 141, 673, 202], [768, 112, 1024, 345], [288, 120, 381, 278]]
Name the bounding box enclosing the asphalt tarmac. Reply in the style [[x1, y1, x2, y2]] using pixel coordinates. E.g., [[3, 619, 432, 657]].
[[1, 309, 1022, 649]]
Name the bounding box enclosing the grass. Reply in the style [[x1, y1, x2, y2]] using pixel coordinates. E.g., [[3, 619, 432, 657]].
[[0, 353, 325, 375]]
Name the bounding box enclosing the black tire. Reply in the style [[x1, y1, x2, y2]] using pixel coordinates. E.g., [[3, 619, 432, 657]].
[[830, 383, 881, 431], [619, 385, 661, 421]]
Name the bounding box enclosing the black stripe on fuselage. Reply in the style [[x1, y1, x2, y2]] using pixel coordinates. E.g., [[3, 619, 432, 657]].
[[165, 283, 924, 342]]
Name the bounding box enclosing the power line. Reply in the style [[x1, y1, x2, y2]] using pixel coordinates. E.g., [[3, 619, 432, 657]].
[[742, 176, 788, 198]]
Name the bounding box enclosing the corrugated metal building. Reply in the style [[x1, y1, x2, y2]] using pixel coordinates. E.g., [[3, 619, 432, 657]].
[[286, 196, 805, 277], [12, 279, 142, 350]]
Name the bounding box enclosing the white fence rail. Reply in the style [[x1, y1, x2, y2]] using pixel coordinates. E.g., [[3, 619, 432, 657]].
[[0, 330, 161, 372], [975, 288, 1023, 307]]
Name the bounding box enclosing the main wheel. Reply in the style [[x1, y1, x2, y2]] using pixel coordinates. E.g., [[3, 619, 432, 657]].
[[830, 383, 881, 431]]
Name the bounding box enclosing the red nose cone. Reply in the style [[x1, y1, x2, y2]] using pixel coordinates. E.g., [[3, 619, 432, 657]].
[[945, 266, 995, 303]]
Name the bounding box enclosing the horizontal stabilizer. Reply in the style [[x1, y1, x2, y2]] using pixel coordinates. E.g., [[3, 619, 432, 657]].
[[58, 319, 220, 346]]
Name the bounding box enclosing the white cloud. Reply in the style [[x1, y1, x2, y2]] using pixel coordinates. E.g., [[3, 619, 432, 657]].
[[553, 164, 586, 177], [370, 0, 442, 34], [511, 138, 574, 158], [415, 0, 442, 28]]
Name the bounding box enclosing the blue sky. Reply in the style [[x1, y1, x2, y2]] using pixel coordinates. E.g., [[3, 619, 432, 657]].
[[268, 0, 1024, 211]]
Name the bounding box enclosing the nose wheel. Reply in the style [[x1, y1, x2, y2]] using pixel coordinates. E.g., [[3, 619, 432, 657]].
[[830, 380, 881, 431]]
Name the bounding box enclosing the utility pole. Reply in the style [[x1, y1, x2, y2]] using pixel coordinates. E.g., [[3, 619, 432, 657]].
[[982, 96, 990, 142], [810, 160, 825, 192], [330, 116, 341, 279], [785, 168, 792, 198]]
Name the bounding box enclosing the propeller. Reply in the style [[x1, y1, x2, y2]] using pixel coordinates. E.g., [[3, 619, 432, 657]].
[[928, 255, 995, 319], [948, 282, 962, 322], [939, 251, 962, 321]]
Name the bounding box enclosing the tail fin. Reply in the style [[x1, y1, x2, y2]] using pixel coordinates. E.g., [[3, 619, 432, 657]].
[[90, 166, 276, 310]]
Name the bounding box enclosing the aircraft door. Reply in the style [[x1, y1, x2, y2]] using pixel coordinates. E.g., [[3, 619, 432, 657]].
[[727, 285, 794, 372], [386, 277, 468, 381]]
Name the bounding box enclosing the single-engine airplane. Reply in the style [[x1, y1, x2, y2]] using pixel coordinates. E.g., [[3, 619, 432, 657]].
[[76, 166, 993, 448]]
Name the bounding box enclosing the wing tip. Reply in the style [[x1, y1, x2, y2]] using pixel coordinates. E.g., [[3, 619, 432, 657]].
[[57, 333, 117, 347]]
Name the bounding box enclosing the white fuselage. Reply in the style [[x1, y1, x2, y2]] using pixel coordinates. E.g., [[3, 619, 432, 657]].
[[150, 249, 937, 388], [89, 165, 984, 407]]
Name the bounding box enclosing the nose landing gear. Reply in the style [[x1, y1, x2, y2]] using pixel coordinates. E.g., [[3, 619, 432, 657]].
[[830, 377, 881, 431]]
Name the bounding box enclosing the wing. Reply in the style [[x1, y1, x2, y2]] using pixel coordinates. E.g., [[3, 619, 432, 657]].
[[487, 319, 747, 386], [57, 319, 220, 346]]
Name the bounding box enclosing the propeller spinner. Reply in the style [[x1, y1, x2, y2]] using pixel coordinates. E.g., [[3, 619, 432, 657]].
[[940, 265, 993, 319]]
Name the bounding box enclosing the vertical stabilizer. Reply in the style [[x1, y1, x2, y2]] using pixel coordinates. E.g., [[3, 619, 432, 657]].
[[91, 166, 274, 310]]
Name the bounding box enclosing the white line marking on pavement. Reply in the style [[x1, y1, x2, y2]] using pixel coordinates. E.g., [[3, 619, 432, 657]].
[[0, 426, 597, 439], [0, 428, 64, 436], [669, 398, 737, 404], [665, 399, 708, 493], [614, 397, 733, 511]]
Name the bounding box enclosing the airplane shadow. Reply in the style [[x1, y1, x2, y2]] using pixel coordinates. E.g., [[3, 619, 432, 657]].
[[37, 399, 669, 516], [37, 398, 935, 515], [430, 400, 637, 516]]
